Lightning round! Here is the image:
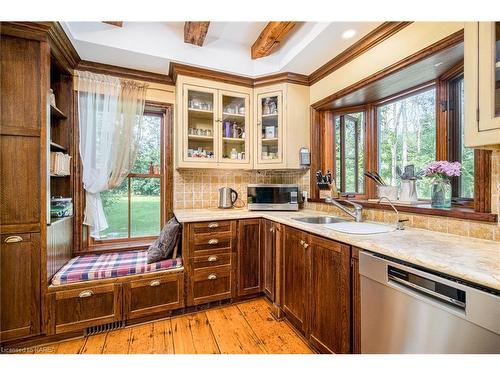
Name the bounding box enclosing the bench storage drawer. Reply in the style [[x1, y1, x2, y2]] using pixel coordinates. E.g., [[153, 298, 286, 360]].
[[189, 220, 235, 235], [123, 272, 184, 320], [48, 284, 122, 334], [188, 265, 232, 306]]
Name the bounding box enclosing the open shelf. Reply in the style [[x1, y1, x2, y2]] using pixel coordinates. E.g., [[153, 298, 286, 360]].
[[261, 113, 278, 118], [50, 141, 67, 152], [50, 104, 67, 119], [222, 137, 245, 143], [188, 134, 214, 141], [262, 138, 279, 143], [188, 108, 214, 120]]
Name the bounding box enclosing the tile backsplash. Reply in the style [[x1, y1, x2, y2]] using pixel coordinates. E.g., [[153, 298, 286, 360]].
[[174, 150, 499, 241], [174, 169, 310, 209]]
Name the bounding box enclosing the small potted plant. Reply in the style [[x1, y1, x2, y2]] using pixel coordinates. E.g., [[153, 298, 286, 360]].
[[424, 161, 461, 208]]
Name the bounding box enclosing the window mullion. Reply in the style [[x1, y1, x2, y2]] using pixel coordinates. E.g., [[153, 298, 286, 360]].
[[128, 176, 131, 239]]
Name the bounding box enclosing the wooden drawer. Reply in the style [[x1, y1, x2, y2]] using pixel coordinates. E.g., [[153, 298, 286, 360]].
[[191, 253, 232, 269], [48, 284, 121, 334], [124, 272, 184, 320], [192, 232, 233, 253], [190, 220, 235, 235], [188, 265, 232, 306]]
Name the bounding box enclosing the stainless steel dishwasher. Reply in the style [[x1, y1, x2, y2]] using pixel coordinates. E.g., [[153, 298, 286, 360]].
[[359, 251, 500, 353]]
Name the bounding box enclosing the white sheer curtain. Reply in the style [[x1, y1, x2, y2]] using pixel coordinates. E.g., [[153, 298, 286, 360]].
[[76, 71, 148, 238]]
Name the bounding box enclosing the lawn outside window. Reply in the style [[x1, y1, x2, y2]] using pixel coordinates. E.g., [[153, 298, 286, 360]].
[[89, 107, 170, 247]]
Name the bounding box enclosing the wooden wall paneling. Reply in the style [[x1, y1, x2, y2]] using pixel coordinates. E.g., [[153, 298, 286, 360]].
[[364, 104, 378, 198], [47, 217, 73, 282], [436, 78, 449, 160], [351, 247, 361, 354]]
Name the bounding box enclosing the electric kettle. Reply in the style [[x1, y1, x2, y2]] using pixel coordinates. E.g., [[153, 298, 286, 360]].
[[218, 187, 238, 209]]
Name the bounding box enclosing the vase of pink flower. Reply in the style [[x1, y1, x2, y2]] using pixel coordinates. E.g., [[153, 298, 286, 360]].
[[424, 161, 461, 208]]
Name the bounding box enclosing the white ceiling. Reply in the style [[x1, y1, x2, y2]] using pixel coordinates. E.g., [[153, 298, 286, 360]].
[[61, 21, 382, 77]]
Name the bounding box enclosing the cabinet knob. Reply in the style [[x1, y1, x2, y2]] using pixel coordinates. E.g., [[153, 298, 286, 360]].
[[150, 280, 161, 287], [208, 274, 217, 280], [208, 256, 218, 262], [78, 290, 94, 298], [303, 242, 309, 249], [4, 235, 23, 243], [208, 222, 219, 228], [269, 227, 274, 233], [299, 239, 305, 246], [208, 238, 219, 245]]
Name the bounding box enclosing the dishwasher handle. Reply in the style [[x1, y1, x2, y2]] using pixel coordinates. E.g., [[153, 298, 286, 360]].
[[388, 273, 466, 309]]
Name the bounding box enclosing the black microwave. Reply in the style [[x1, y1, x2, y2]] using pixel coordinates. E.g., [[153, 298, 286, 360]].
[[247, 184, 299, 211]]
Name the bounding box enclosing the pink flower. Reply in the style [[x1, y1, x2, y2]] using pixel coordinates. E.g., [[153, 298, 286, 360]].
[[424, 161, 462, 178]]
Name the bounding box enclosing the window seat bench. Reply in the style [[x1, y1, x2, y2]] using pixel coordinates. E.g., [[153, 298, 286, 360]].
[[51, 250, 183, 286], [46, 250, 185, 335]]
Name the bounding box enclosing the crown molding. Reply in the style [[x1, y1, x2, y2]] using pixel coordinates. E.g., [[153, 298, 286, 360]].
[[48, 22, 80, 72], [308, 21, 413, 85], [76, 60, 173, 85], [169, 62, 254, 87]]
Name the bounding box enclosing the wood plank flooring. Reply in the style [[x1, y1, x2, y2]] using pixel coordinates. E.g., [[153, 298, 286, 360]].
[[29, 298, 313, 354]]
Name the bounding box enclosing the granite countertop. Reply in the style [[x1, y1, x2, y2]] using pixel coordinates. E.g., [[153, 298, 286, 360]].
[[174, 208, 500, 291]]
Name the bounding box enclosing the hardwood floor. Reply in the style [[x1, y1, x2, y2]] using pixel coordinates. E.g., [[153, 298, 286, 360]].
[[28, 298, 313, 354]]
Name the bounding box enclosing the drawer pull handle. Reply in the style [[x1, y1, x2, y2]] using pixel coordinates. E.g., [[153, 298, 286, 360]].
[[150, 280, 161, 287], [4, 236, 23, 243], [208, 274, 217, 280], [208, 256, 218, 262], [208, 238, 219, 245], [208, 222, 219, 228], [79, 290, 94, 298]]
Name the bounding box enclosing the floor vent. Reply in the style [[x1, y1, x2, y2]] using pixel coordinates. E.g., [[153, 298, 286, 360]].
[[84, 321, 124, 336]]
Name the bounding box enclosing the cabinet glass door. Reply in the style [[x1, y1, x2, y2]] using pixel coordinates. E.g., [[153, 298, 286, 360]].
[[219, 92, 250, 164], [184, 86, 217, 161], [257, 91, 282, 164]]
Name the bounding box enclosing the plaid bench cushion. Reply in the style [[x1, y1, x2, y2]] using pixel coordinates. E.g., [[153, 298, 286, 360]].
[[51, 250, 183, 286]]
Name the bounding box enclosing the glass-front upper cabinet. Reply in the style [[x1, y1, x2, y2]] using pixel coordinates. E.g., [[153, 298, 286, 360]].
[[256, 91, 283, 165], [218, 91, 250, 164], [183, 85, 218, 162]]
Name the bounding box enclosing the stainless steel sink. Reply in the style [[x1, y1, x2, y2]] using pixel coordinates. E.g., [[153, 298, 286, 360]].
[[292, 216, 346, 224]]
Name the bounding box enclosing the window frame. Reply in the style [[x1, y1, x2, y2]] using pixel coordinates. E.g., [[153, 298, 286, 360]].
[[332, 109, 367, 196], [311, 68, 494, 219], [86, 103, 173, 250]]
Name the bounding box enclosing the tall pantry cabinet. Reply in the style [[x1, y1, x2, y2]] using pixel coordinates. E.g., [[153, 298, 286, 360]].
[[0, 22, 76, 345]]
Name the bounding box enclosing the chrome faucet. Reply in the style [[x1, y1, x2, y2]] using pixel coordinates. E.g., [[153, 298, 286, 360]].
[[325, 196, 363, 222], [378, 196, 407, 230]]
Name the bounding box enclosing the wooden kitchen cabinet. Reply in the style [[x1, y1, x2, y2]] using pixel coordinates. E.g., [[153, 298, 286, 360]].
[[261, 219, 276, 301], [307, 234, 351, 354], [0, 233, 41, 341], [281, 226, 309, 333], [465, 22, 500, 147], [237, 219, 262, 296]]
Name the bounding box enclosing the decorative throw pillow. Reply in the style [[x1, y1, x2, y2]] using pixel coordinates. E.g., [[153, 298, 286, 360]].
[[146, 217, 181, 264]]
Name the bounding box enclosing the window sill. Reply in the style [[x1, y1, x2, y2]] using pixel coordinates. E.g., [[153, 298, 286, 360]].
[[77, 239, 155, 255], [307, 198, 498, 223]]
